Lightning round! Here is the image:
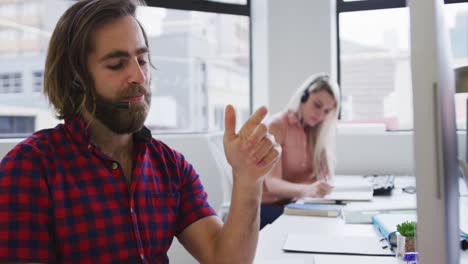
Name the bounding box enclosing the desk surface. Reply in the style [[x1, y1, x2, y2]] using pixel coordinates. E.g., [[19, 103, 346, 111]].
[[254, 177, 468, 264]]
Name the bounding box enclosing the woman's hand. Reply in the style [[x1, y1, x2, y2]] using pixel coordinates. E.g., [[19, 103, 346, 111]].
[[302, 181, 334, 197]]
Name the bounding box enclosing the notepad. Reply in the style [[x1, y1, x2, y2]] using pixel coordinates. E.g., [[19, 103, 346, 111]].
[[302, 191, 373, 204], [283, 233, 394, 256], [254, 258, 307, 264], [342, 198, 417, 224], [314, 255, 397, 264], [302, 176, 374, 204], [284, 203, 344, 217]]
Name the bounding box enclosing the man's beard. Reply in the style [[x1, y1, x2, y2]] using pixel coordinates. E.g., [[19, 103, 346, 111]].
[[89, 84, 151, 134]]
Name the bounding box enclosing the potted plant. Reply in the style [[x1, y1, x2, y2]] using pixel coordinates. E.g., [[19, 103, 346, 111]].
[[396, 221, 417, 258]]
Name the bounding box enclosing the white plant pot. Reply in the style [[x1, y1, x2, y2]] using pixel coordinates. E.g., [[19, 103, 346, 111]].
[[396, 232, 416, 259]]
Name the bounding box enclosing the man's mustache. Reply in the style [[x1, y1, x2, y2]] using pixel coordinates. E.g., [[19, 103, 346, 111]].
[[119, 84, 151, 98]]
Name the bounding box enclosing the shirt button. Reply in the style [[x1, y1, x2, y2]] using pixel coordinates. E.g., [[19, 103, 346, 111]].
[[130, 207, 135, 214], [87, 144, 92, 149], [111, 162, 119, 170], [140, 254, 145, 260]]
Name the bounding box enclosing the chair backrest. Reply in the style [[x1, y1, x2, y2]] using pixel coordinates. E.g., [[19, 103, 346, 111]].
[[207, 133, 233, 219]]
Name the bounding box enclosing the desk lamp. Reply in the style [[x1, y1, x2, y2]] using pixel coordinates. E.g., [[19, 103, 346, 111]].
[[456, 65, 468, 188]]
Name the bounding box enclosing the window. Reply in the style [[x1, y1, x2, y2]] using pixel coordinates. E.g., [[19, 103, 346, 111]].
[[32, 71, 43, 92], [446, 3, 468, 129], [214, 105, 224, 130], [138, 2, 250, 132], [0, 116, 35, 137], [338, 7, 411, 130], [0, 0, 250, 137], [337, 0, 468, 130], [204, 0, 246, 4], [0, 72, 22, 93]]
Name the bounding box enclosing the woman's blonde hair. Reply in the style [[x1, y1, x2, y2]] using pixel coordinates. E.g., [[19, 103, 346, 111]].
[[285, 73, 341, 179], [43, 0, 148, 120]]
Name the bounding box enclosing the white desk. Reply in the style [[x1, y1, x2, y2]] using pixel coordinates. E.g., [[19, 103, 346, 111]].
[[254, 177, 468, 264]]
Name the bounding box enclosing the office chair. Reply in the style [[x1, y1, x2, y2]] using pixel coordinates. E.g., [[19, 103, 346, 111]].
[[207, 133, 233, 222]]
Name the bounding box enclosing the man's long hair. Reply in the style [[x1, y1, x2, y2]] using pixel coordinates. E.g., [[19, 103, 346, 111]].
[[44, 0, 148, 120]]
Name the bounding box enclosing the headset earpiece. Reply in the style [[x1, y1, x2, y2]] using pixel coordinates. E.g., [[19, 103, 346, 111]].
[[300, 89, 309, 103], [300, 74, 330, 104], [72, 74, 82, 90]]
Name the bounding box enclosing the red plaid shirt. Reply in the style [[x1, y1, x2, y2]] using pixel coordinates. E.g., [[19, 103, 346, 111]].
[[0, 116, 216, 263]]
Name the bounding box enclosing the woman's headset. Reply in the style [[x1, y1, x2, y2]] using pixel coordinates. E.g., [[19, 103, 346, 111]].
[[300, 74, 330, 103]]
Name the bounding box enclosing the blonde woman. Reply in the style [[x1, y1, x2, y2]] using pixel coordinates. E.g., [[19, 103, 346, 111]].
[[260, 73, 340, 228]]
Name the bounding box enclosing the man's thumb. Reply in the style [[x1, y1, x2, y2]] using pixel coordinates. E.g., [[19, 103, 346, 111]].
[[224, 104, 236, 141]]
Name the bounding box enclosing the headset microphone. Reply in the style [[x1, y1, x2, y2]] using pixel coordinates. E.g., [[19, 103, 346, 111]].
[[115, 102, 131, 109]]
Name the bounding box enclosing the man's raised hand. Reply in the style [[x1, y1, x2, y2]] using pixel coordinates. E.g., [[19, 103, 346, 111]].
[[223, 105, 281, 183]]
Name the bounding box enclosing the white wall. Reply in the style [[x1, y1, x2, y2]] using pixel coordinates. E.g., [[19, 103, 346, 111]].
[[252, 0, 336, 114], [336, 130, 465, 175], [0, 139, 22, 158]]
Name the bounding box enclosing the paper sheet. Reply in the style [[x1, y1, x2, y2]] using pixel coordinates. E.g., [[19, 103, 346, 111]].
[[302, 175, 374, 203], [254, 258, 308, 264], [283, 233, 394, 257]]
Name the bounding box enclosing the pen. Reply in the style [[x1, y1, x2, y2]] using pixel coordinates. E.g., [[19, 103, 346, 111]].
[[320, 159, 328, 182]]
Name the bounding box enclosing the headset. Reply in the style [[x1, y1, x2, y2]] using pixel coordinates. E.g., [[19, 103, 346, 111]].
[[66, 0, 131, 109], [67, 0, 98, 91], [300, 74, 330, 103]]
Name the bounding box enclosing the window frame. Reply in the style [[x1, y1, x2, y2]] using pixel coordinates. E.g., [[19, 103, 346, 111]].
[[145, 0, 249, 15]]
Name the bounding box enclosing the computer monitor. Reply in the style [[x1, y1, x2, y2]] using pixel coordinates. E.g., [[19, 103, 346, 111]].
[[409, 0, 460, 263]]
